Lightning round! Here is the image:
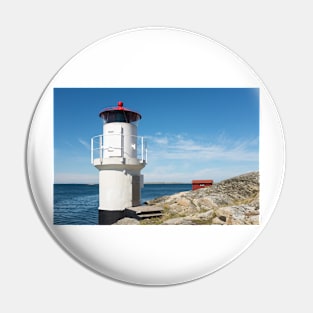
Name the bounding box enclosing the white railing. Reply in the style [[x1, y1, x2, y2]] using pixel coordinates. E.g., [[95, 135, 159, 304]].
[[91, 134, 147, 164]]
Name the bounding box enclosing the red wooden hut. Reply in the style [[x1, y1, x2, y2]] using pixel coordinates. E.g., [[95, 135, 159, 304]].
[[192, 180, 213, 190]]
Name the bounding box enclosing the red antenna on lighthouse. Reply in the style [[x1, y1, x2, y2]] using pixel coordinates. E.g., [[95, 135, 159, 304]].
[[117, 101, 124, 109]]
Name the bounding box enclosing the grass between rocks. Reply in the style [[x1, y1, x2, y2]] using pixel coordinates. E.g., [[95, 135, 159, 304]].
[[139, 204, 186, 225]]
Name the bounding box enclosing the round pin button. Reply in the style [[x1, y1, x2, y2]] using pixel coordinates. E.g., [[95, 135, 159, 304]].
[[27, 27, 285, 285]]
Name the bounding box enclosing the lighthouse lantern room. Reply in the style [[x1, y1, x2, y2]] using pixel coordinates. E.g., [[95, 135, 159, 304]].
[[91, 101, 147, 224]]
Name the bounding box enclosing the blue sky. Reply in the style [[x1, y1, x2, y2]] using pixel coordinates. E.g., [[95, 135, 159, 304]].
[[54, 88, 259, 183]]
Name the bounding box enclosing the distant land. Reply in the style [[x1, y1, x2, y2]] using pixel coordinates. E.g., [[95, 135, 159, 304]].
[[54, 182, 191, 185], [145, 182, 190, 185]]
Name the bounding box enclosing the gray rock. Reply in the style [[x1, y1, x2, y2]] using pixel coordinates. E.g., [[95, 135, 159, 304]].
[[212, 217, 226, 225], [194, 210, 214, 220], [149, 171, 259, 225], [162, 217, 195, 225], [114, 218, 140, 225]]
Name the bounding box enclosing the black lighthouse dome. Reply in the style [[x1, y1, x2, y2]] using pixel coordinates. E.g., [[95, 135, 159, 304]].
[[99, 101, 141, 123]]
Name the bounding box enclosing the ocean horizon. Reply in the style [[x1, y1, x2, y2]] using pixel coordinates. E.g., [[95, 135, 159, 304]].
[[54, 183, 192, 225]]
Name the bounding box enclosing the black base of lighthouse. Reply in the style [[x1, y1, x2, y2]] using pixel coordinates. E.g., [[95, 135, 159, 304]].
[[98, 210, 125, 225]]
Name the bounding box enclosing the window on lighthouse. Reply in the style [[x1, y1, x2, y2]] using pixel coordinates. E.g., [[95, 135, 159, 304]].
[[104, 111, 140, 124], [106, 111, 128, 123]]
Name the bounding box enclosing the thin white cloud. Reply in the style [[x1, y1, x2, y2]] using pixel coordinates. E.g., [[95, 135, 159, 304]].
[[78, 138, 90, 150], [153, 137, 169, 145], [142, 133, 259, 182], [147, 133, 258, 162], [143, 165, 256, 183], [55, 172, 98, 184], [146, 134, 169, 145]]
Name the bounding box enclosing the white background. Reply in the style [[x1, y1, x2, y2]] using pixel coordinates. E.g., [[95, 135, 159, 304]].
[[1, 1, 312, 312]]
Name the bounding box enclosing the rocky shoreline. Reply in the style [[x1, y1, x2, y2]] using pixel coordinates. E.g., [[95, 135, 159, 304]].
[[115, 171, 259, 225]]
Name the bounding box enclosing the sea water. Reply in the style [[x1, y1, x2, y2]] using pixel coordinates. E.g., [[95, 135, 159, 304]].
[[54, 184, 191, 225]]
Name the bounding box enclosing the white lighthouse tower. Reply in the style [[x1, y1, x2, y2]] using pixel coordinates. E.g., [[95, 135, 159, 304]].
[[91, 101, 147, 224]]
